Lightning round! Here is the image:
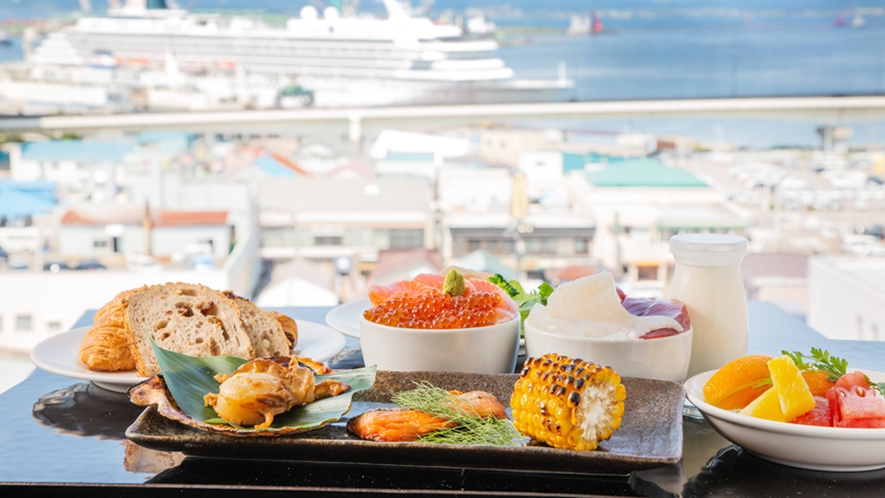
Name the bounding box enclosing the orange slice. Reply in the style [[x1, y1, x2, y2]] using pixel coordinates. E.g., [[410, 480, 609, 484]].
[[802, 371, 836, 397], [703, 354, 773, 410]]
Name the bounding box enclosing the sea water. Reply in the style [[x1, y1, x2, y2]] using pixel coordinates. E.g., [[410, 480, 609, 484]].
[[1, 4, 883, 147]]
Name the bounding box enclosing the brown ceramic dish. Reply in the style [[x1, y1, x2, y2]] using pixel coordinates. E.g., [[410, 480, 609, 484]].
[[125, 370, 684, 474]]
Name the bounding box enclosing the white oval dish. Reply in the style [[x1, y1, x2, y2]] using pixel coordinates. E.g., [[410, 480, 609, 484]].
[[324, 298, 370, 338], [31, 321, 347, 393], [359, 315, 520, 374], [524, 320, 692, 383], [684, 369, 885, 472]]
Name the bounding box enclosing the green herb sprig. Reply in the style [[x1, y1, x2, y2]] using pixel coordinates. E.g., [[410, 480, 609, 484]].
[[488, 274, 554, 328], [783, 347, 884, 396], [782, 347, 848, 382], [392, 381, 526, 447]]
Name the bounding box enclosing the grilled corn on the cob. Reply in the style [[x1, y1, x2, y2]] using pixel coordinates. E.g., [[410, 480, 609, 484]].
[[510, 354, 626, 450]]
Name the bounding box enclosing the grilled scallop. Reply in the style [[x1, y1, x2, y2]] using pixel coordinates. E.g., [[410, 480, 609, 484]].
[[204, 357, 348, 429]]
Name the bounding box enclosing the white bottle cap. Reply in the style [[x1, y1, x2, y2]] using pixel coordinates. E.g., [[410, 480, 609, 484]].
[[669, 233, 748, 267]]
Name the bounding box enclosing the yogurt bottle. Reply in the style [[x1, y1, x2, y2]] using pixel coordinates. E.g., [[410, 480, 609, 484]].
[[668, 233, 748, 379]]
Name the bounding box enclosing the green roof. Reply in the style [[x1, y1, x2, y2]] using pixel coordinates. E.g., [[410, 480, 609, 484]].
[[562, 152, 626, 173], [586, 159, 707, 187]]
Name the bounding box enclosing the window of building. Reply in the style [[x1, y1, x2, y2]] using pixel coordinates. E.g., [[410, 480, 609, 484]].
[[261, 227, 296, 247], [389, 229, 423, 249], [637, 264, 659, 281], [47, 321, 62, 334], [314, 235, 343, 246], [16, 315, 32, 332], [93, 239, 108, 248], [575, 238, 588, 254], [525, 238, 556, 255]]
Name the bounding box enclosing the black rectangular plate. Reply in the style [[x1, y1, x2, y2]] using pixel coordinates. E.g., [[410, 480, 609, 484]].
[[126, 371, 684, 474]]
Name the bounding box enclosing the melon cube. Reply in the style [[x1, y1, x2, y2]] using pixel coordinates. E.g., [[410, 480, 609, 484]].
[[767, 355, 816, 422]]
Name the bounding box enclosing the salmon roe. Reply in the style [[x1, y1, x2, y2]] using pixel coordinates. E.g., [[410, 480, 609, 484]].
[[363, 289, 502, 329]]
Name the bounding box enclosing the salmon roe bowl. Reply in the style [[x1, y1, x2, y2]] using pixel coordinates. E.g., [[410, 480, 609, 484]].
[[358, 272, 521, 374]]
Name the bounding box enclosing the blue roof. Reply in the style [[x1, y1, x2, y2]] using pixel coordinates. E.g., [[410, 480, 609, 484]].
[[254, 154, 299, 177], [21, 140, 134, 163], [0, 180, 55, 204], [137, 131, 196, 144], [138, 131, 195, 157], [0, 183, 56, 218]]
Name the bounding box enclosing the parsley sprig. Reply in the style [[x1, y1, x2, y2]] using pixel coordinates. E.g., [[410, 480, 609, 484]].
[[783, 348, 884, 396], [782, 348, 848, 382]]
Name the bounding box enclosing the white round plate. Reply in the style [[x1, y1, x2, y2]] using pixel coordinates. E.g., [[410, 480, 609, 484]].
[[324, 298, 370, 338], [325, 298, 528, 353], [685, 369, 885, 472], [30, 320, 347, 394]]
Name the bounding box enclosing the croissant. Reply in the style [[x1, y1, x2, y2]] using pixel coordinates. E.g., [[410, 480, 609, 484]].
[[78, 288, 140, 372]]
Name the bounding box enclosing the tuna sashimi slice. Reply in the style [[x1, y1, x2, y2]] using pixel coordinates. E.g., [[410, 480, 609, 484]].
[[621, 297, 691, 339]]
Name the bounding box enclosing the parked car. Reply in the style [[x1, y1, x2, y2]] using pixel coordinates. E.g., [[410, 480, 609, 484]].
[[76, 260, 106, 270], [43, 261, 71, 273]]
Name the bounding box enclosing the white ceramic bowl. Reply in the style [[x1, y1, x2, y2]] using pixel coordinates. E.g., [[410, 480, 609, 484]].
[[685, 369, 885, 472], [524, 321, 692, 383], [359, 315, 520, 374]]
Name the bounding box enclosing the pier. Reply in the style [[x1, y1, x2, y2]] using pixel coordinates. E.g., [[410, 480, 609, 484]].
[[1, 95, 884, 140]]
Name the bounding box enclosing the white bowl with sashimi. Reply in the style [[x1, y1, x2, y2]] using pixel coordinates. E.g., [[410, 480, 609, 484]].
[[359, 271, 521, 374], [524, 271, 693, 383]]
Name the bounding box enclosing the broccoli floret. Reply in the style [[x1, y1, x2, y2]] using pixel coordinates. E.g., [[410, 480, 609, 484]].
[[488, 273, 519, 297]]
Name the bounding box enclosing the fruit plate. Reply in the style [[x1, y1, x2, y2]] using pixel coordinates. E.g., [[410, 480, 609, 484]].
[[685, 369, 885, 472], [30, 321, 347, 393], [127, 371, 684, 474]]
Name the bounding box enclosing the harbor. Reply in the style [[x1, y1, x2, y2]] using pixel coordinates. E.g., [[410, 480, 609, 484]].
[[2, 0, 885, 495]]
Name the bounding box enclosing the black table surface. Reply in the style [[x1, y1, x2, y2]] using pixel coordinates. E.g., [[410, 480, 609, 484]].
[[2, 302, 885, 497]]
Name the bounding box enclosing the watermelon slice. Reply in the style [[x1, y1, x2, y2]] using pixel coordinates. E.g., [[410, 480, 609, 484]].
[[792, 396, 833, 427], [826, 373, 885, 429], [835, 371, 870, 390]]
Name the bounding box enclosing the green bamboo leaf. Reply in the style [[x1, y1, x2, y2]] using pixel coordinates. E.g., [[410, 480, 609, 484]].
[[150, 337, 245, 422], [149, 337, 376, 430]]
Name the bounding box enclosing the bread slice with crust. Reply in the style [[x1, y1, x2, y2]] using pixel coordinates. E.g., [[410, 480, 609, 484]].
[[274, 312, 298, 350], [126, 282, 254, 377], [222, 291, 293, 358]]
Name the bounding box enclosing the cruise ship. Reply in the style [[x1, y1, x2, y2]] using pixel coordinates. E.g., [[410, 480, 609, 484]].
[[25, 0, 574, 108]]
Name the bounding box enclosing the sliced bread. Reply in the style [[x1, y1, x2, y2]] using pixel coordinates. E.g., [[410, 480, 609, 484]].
[[222, 291, 293, 357], [125, 282, 254, 377], [274, 312, 299, 349]]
